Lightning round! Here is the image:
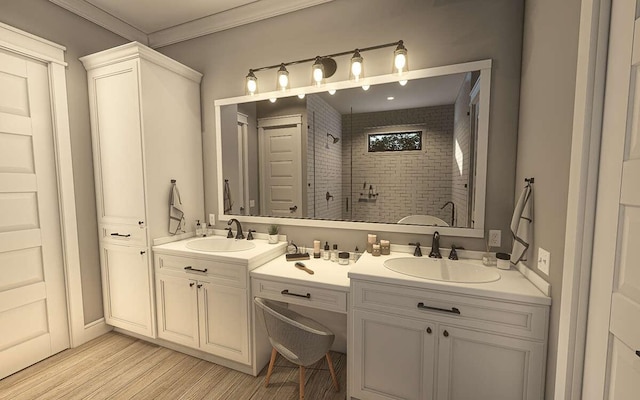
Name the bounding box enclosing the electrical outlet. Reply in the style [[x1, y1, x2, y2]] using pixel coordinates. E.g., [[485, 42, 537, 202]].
[[208, 214, 215, 225], [537, 247, 550, 276], [488, 230, 501, 247]]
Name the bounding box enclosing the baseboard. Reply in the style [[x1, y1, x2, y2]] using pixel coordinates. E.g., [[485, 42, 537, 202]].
[[75, 318, 112, 347]]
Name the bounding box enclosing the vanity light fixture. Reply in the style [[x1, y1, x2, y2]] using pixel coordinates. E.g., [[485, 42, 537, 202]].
[[394, 40, 408, 75], [244, 40, 407, 93], [350, 49, 364, 82], [276, 64, 290, 91]]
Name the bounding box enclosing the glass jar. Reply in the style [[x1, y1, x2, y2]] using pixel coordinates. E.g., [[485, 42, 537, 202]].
[[380, 240, 390, 255], [338, 252, 350, 265], [372, 244, 381, 257]]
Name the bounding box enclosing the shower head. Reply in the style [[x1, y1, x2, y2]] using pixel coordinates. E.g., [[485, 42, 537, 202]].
[[327, 133, 340, 144]]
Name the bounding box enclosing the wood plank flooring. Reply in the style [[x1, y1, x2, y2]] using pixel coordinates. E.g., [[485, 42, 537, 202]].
[[0, 332, 347, 399]]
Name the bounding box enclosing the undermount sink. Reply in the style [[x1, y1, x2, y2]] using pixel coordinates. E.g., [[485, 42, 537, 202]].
[[383, 257, 500, 283], [186, 237, 256, 252]]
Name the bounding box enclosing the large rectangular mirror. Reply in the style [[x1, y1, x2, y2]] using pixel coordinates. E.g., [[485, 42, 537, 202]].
[[215, 60, 490, 237]]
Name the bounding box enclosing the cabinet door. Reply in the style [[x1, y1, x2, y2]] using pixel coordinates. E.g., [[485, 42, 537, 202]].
[[352, 309, 436, 400], [89, 60, 146, 226], [156, 274, 199, 348], [436, 325, 545, 400], [198, 281, 249, 364], [101, 243, 155, 338]]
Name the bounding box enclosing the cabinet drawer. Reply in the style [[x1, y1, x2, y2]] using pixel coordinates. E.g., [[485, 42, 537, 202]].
[[252, 278, 347, 314], [352, 280, 548, 340], [155, 254, 246, 289], [100, 223, 147, 246]]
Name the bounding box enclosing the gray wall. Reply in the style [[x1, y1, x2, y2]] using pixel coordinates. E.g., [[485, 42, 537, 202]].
[[0, 0, 128, 324], [516, 0, 582, 398], [160, 0, 525, 254]]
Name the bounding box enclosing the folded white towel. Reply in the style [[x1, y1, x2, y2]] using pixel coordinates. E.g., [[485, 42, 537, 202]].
[[169, 182, 184, 235], [510, 184, 533, 265]]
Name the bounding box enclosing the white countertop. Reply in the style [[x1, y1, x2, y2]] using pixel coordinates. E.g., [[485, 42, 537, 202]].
[[152, 235, 287, 269], [250, 255, 352, 292], [349, 252, 551, 306]]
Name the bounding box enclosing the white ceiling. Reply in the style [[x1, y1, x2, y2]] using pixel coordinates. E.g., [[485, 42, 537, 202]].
[[49, 0, 333, 48]]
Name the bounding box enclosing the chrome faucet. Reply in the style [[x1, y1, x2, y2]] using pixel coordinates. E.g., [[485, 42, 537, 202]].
[[429, 231, 442, 258], [227, 218, 244, 239]]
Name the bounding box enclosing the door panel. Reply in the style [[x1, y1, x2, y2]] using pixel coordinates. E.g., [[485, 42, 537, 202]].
[[156, 274, 199, 348], [0, 48, 68, 379], [607, 337, 640, 400]]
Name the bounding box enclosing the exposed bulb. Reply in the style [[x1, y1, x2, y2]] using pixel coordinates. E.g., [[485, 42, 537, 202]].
[[351, 60, 362, 80], [278, 73, 289, 90], [247, 79, 257, 94], [313, 67, 323, 84], [394, 53, 406, 71]]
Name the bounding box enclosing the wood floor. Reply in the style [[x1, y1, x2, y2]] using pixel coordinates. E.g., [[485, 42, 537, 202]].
[[0, 332, 347, 399]]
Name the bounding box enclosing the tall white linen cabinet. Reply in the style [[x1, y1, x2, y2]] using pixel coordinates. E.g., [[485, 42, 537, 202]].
[[81, 42, 205, 338]]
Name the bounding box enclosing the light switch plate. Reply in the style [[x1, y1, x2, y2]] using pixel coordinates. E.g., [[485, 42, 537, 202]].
[[209, 214, 215, 225], [488, 230, 501, 247], [538, 247, 550, 276], [250, 199, 255, 207]]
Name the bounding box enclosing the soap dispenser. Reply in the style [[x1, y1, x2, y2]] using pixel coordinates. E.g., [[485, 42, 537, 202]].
[[195, 220, 203, 236]]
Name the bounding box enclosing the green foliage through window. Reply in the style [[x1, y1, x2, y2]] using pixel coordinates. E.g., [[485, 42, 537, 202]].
[[368, 131, 422, 152]]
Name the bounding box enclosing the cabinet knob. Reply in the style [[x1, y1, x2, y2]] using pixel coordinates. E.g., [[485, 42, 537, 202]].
[[140, 251, 146, 255], [426, 327, 432, 334], [197, 284, 203, 289], [138, 221, 144, 226], [443, 330, 449, 337], [189, 282, 195, 287]]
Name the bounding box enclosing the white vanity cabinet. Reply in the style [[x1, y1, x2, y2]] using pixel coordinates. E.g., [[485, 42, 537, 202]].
[[154, 253, 250, 365], [350, 280, 549, 400], [80, 42, 204, 338]]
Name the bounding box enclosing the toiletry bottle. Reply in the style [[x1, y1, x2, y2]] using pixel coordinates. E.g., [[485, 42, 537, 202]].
[[195, 220, 203, 236], [323, 241, 330, 260], [354, 246, 361, 262], [331, 244, 338, 262], [313, 240, 321, 258], [372, 243, 381, 256], [206, 223, 214, 237]]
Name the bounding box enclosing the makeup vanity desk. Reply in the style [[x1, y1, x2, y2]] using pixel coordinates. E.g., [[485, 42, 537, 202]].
[[250, 256, 352, 315]]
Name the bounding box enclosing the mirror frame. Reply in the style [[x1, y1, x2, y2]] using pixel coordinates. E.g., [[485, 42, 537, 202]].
[[214, 59, 491, 238]]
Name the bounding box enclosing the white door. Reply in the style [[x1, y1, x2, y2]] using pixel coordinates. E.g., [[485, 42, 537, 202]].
[[351, 309, 436, 400], [0, 49, 69, 378], [583, 0, 640, 397], [199, 281, 249, 364], [436, 325, 544, 400], [258, 115, 303, 217]]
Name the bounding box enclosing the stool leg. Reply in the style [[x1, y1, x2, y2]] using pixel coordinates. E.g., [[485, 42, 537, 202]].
[[326, 352, 340, 391], [299, 365, 305, 400], [264, 347, 277, 387]]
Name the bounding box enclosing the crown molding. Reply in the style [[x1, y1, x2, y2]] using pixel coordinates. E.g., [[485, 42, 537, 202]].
[[79, 41, 203, 82], [49, 0, 333, 49], [49, 0, 149, 44]]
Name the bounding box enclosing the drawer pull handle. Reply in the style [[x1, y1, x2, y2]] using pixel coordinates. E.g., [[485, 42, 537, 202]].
[[281, 289, 311, 299], [443, 330, 449, 337], [417, 302, 461, 315], [184, 266, 208, 273], [110, 233, 131, 238]]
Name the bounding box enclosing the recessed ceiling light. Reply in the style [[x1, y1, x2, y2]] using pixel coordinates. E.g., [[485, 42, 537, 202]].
[[269, 98, 277, 103], [298, 93, 305, 99], [328, 89, 337, 95], [387, 96, 395, 100], [399, 80, 408, 86], [362, 85, 370, 91]]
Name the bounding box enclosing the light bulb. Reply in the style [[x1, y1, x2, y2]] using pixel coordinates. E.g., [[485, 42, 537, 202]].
[[394, 53, 406, 71], [245, 70, 257, 95], [276, 64, 289, 91], [312, 57, 324, 85], [313, 67, 323, 84], [350, 50, 363, 82]]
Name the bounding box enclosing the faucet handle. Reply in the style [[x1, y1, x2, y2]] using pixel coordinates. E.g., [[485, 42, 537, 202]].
[[247, 229, 255, 240], [226, 227, 233, 238], [409, 242, 422, 257], [448, 244, 458, 260]]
